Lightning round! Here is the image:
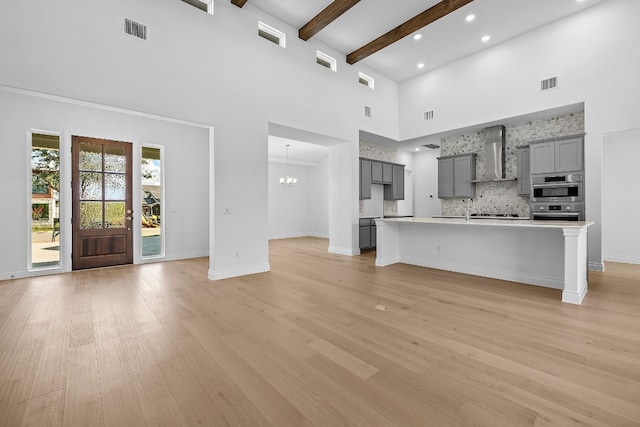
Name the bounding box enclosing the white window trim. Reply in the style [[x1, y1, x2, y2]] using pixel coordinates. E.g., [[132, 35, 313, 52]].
[[358, 72, 375, 89], [316, 50, 337, 72], [27, 129, 64, 272], [258, 21, 286, 48], [140, 144, 166, 261]]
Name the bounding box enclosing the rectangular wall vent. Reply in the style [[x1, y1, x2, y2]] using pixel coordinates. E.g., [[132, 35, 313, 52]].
[[541, 76, 558, 91], [424, 110, 435, 120], [364, 106, 372, 118], [125, 19, 147, 40]]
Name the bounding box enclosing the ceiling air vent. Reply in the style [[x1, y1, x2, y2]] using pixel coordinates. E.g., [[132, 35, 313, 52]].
[[364, 106, 372, 118], [541, 76, 558, 91], [422, 143, 440, 149], [424, 110, 435, 120], [125, 19, 147, 40]]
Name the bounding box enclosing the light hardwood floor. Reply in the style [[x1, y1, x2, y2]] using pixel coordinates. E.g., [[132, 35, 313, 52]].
[[1, 237, 639, 426]]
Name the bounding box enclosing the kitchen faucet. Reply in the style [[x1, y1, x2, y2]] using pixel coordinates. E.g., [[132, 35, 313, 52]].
[[464, 198, 475, 221]]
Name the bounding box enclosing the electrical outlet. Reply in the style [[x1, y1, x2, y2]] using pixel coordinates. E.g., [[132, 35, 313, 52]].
[[436, 245, 441, 252], [235, 251, 240, 258]]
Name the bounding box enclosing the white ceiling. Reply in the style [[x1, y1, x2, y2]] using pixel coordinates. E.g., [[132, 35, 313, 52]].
[[250, 0, 607, 82]]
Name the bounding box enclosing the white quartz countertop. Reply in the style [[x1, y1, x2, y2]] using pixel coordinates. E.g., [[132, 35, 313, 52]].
[[376, 216, 594, 230]]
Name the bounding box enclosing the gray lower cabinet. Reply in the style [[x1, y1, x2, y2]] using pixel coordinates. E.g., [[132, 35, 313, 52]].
[[438, 154, 476, 198], [384, 164, 404, 200], [530, 136, 583, 174], [360, 158, 372, 199], [517, 146, 530, 196], [359, 218, 376, 250]]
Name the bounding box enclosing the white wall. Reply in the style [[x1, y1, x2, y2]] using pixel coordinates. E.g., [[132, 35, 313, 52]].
[[308, 158, 330, 238], [397, 151, 415, 216], [0, 0, 400, 279], [0, 90, 209, 280], [413, 149, 442, 217], [399, 0, 640, 270], [268, 160, 329, 239], [602, 129, 640, 264]]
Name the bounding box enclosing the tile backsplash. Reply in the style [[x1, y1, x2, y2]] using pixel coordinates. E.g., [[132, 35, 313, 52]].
[[441, 112, 585, 217]]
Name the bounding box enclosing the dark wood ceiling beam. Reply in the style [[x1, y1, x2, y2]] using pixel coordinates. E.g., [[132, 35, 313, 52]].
[[231, 0, 248, 8], [347, 0, 474, 64], [299, 0, 361, 41]]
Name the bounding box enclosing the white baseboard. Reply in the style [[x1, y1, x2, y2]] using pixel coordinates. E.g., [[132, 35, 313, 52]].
[[562, 282, 588, 305], [328, 246, 359, 256], [400, 255, 564, 290], [602, 254, 640, 265], [269, 233, 329, 240], [588, 261, 605, 272], [208, 263, 270, 281]]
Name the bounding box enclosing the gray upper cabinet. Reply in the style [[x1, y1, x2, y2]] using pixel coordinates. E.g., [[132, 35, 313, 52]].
[[438, 154, 476, 198], [382, 163, 393, 184], [516, 146, 530, 196], [360, 158, 372, 200], [384, 164, 404, 200], [371, 161, 383, 183], [530, 136, 583, 174], [530, 141, 555, 174], [437, 157, 454, 198], [555, 137, 583, 172], [360, 157, 405, 201], [371, 161, 393, 184]]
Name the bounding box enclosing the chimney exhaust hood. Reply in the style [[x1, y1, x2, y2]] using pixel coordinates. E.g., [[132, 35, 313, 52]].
[[470, 125, 515, 183], [484, 125, 505, 181]]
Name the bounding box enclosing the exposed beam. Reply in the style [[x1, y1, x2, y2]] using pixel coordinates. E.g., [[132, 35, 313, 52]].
[[299, 0, 361, 41], [347, 0, 474, 65], [231, 0, 247, 8]]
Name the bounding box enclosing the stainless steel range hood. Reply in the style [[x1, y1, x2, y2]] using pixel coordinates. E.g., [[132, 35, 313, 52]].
[[483, 125, 506, 181]]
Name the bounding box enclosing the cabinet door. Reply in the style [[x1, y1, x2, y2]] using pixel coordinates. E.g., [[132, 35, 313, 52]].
[[393, 165, 404, 199], [370, 222, 377, 248], [384, 164, 405, 200], [453, 155, 475, 198], [438, 158, 454, 198], [530, 141, 555, 174], [371, 161, 383, 183], [555, 138, 583, 172], [517, 147, 530, 196], [359, 226, 371, 249], [360, 159, 372, 199], [382, 163, 393, 184]]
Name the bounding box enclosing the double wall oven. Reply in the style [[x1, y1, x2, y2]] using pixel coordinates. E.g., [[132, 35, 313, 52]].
[[530, 173, 584, 221]]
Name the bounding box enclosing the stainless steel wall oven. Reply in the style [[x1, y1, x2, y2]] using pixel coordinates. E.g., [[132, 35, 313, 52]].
[[530, 173, 583, 203]]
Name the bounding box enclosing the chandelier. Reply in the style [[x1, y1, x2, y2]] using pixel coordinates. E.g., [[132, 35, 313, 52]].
[[279, 144, 297, 187]]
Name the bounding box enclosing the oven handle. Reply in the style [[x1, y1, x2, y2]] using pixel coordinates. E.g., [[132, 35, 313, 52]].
[[531, 182, 580, 188]]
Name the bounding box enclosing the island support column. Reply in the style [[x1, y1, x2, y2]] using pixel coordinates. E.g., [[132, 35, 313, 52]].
[[375, 220, 400, 267], [562, 226, 589, 305]]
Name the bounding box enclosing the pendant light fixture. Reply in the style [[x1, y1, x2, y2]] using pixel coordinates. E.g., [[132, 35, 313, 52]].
[[279, 144, 297, 187]]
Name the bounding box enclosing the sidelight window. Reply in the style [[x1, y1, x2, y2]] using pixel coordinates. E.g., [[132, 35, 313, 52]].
[[30, 132, 61, 269], [141, 146, 164, 258]]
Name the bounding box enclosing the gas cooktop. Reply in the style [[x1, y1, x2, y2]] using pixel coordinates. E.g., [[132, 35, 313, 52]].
[[470, 213, 520, 217]]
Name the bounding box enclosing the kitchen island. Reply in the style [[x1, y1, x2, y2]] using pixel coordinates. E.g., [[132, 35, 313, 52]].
[[375, 217, 594, 304]]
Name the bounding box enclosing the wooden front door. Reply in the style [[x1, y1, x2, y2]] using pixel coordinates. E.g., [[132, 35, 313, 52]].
[[72, 136, 133, 270]]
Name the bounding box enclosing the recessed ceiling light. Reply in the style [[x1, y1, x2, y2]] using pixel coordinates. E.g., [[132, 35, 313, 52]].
[[417, 63, 425, 69], [414, 147, 420, 152], [465, 14, 475, 22], [413, 34, 422, 40], [481, 35, 491, 42]]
